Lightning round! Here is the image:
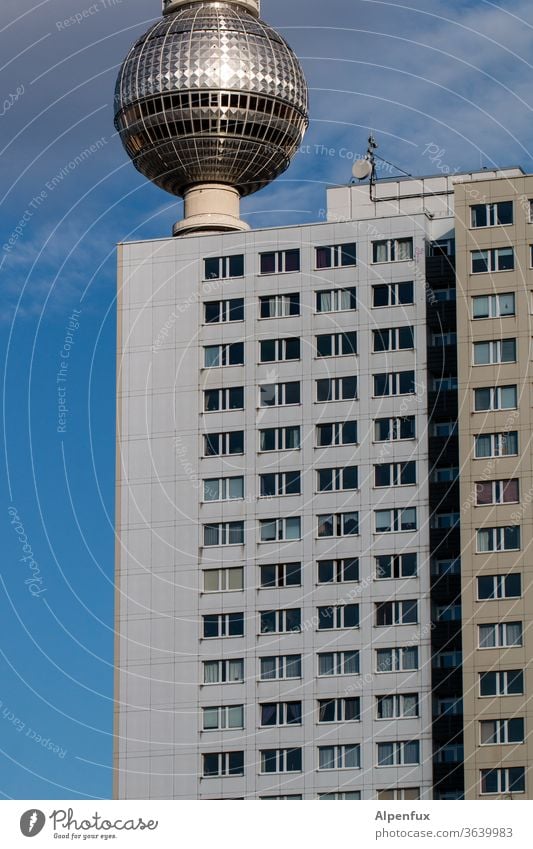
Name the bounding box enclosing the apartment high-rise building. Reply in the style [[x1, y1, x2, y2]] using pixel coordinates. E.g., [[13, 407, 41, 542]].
[[112, 0, 531, 801]]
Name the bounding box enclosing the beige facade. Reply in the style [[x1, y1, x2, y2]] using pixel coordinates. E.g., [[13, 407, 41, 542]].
[[456, 175, 533, 799]]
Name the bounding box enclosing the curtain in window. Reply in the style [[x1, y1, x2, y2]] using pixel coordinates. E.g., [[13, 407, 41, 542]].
[[319, 748, 335, 770], [204, 525, 219, 546], [479, 624, 496, 648], [472, 295, 489, 318], [286, 656, 301, 678], [377, 743, 394, 766], [228, 660, 243, 682], [319, 654, 334, 676], [286, 427, 300, 449], [261, 705, 277, 726], [261, 658, 276, 680], [404, 741, 419, 764], [344, 745, 359, 768], [204, 662, 219, 684], [475, 434, 492, 458], [476, 482, 492, 505], [379, 697, 394, 719], [228, 523, 244, 545], [373, 241, 388, 263], [480, 722, 496, 745], [396, 239, 413, 261], [403, 695, 418, 717], [339, 288, 353, 310], [506, 622, 522, 645], [316, 249, 330, 270], [402, 646, 417, 669]]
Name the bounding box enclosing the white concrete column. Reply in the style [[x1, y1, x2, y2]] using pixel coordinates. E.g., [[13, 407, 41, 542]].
[[173, 183, 250, 236]]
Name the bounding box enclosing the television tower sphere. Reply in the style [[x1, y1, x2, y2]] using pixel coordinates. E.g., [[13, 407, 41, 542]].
[[114, 0, 309, 234]]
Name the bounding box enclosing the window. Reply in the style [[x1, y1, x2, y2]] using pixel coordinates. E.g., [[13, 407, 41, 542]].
[[376, 600, 418, 626], [318, 558, 359, 584], [475, 479, 519, 506], [375, 508, 417, 533], [260, 249, 300, 274], [203, 522, 244, 547], [203, 477, 244, 502], [478, 622, 523, 648], [471, 248, 514, 273], [473, 339, 516, 365], [202, 751, 244, 777], [259, 337, 300, 362], [373, 237, 413, 263], [374, 416, 416, 442], [377, 788, 420, 800], [431, 331, 457, 346], [260, 702, 301, 726], [318, 698, 360, 723], [317, 512, 359, 537], [318, 604, 359, 630], [318, 651, 359, 676], [474, 385, 517, 411], [316, 332, 357, 357], [372, 281, 414, 307], [318, 792, 361, 800], [204, 431, 244, 456], [260, 381, 300, 407], [479, 670, 523, 696], [476, 525, 520, 552], [431, 420, 457, 437], [204, 386, 244, 412], [260, 608, 301, 634], [260, 426, 300, 452], [316, 287, 356, 312], [429, 238, 455, 256], [204, 342, 244, 368], [434, 602, 461, 622], [203, 613, 244, 638], [432, 558, 460, 576], [376, 646, 418, 672], [317, 421, 358, 447], [472, 292, 515, 318], [316, 376, 358, 401], [204, 297, 244, 323], [315, 242, 356, 268], [373, 371, 415, 396], [481, 767, 525, 795], [202, 705, 244, 731], [260, 748, 302, 773], [260, 562, 301, 588], [318, 744, 360, 770], [260, 655, 302, 680], [204, 254, 244, 280], [377, 740, 420, 766], [376, 694, 418, 719], [477, 574, 521, 600], [375, 553, 417, 579], [480, 718, 524, 745], [259, 293, 300, 318], [375, 462, 416, 487], [260, 471, 301, 497], [260, 795, 303, 801], [431, 375, 457, 391], [203, 659, 244, 684], [259, 517, 301, 542], [471, 201, 513, 228], [436, 697, 462, 716], [317, 466, 358, 492], [431, 466, 459, 483], [203, 567, 244, 593], [435, 743, 464, 764], [373, 326, 414, 352], [474, 431, 518, 458], [433, 651, 462, 669], [431, 512, 459, 529], [434, 287, 456, 302]]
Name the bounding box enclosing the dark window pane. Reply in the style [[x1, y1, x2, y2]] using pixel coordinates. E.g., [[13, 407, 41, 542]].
[[260, 611, 276, 633], [373, 285, 389, 307], [229, 387, 243, 409], [229, 298, 244, 321], [478, 576, 495, 600], [205, 302, 220, 323], [229, 254, 244, 277], [286, 609, 301, 632], [505, 574, 521, 597], [204, 258, 220, 279], [229, 342, 244, 365], [403, 553, 417, 576], [342, 421, 357, 443], [341, 376, 357, 399], [285, 250, 300, 272], [374, 374, 388, 396], [261, 253, 276, 274], [287, 702, 301, 724], [285, 338, 300, 359], [286, 748, 302, 771], [203, 615, 219, 638], [261, 474, 276, 497], [260, 429, 276, 451], [507, 671, 523, 695], [374, 330, 389, 352], [317, 424, 333, 446], [285, 472, 301, 494], [285, 382, 300, 404], [261, 565, 277, 588], [343, 559, 359, 581], [317, 335, 333, 357], [319, 700, 335, 722], [399, 326, 414, 348], [344, 605, 359, 627], [316, 247, 330, 268], [289, 294, 300, 315], [318, 561, 335, 583], [318, 607, 334, 629], [203, 754, 219, 776], [341, 243, 357, 266], [261, 704, 277, 726], [400, 417, 416, 438], [317, 379, 332, 402], [229, 432, 244, 453], [399, 371, 415, 394], [205, 390, 219, 411], [398, 282, 414, 303], [343, 467, 358, 489], [260, 340, 276, 362], [286, 563, 301, 586], [318, 469, 333, 492]]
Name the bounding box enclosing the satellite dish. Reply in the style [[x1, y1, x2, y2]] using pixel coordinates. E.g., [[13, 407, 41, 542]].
[[352, 159, 372, 180]]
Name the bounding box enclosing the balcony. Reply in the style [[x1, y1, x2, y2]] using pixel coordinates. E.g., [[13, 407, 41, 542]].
[[429, 435, 459, 464], [429, 480, 460, 513], [432, 667, 463, 692], [426, 300, 457, 331], [428, 390, 458, 420], [427, 344, 457, 374], [426, 255, 456, 282]]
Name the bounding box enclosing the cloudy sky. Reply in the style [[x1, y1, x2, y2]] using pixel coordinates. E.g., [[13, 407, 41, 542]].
[[1, 0, 533, 800]]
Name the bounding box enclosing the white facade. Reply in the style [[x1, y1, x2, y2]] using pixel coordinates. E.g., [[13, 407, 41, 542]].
[[115, 172, 519, 799]]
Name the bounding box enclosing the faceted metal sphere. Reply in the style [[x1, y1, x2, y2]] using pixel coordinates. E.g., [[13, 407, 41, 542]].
[[114, 1, 309, 198]]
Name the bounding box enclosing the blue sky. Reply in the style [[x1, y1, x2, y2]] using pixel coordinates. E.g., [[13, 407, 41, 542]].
[[1, 0, 533, 800]]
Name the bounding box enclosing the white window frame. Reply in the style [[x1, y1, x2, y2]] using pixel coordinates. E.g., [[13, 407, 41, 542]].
[[472, 339, 517, 365], [372, 326, 415, 352], [202, 612, 244, 638], [315, 242, 357, 269], [473, 385, 517, 412], [373, 371, 416, 397], [203, 476, 244, 503], [204, 386, 244, 412], [259, 608, 301, 634], [376, 647, 419, 673], [203, 659, 244, 684], [317, 512, 359, 537], [204, 431, 244, 457], [375, 600, 418, 626], [375, 553, 417, 580], [316, 376, 358, 402], [259, 381, 300, 407], [260, 654, 302, 680], [316, 331, 357, 357], [479, 670, 523, 697], [260, 701, 302, 727], [318, 697, 361, 723], [374, 416, 416, 442], [259, 337, 300, 363], [202, 705, 244, 731], [374, 508, 417, 533], [475, 479, 519, 506], [480, 767, 525, 795], [374, 461, 416, 487], [471, 247, 515, 273], [259, 471, 301, 498], [259, 249, 300, 275], [470, 201, 513, 228], [202, 751, 244, 777], [479, 718, 525, 746], [317, 604, 359, 630], [478, 621, 523, 648], [474, 431, 518, 459], [259, 425, 300, 452], [204, 297, 244, 323], [472, 292, 515, 318], [259, 517, 301, 542], [377, 740, 420, 767], [372, 237, 414, 263], [203, 521, 244, 547], [476, 525, 520, 553], [316, 420, 358, 447], [203, 342, 244, 368], [259, 748, 302, 774], [316, 466, 358, 493], [259, 293, 300, 318], [318, 744, 361, 771], [203, 253, 244, 280], [259, 562, 301, 588], [372, 281, 414, 307], [376, 694, 419, 720], [315, 286, 357, 312], [203, 567, 244, 593], [476, 574, 521, 600], [317, 650, 360, 677]]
